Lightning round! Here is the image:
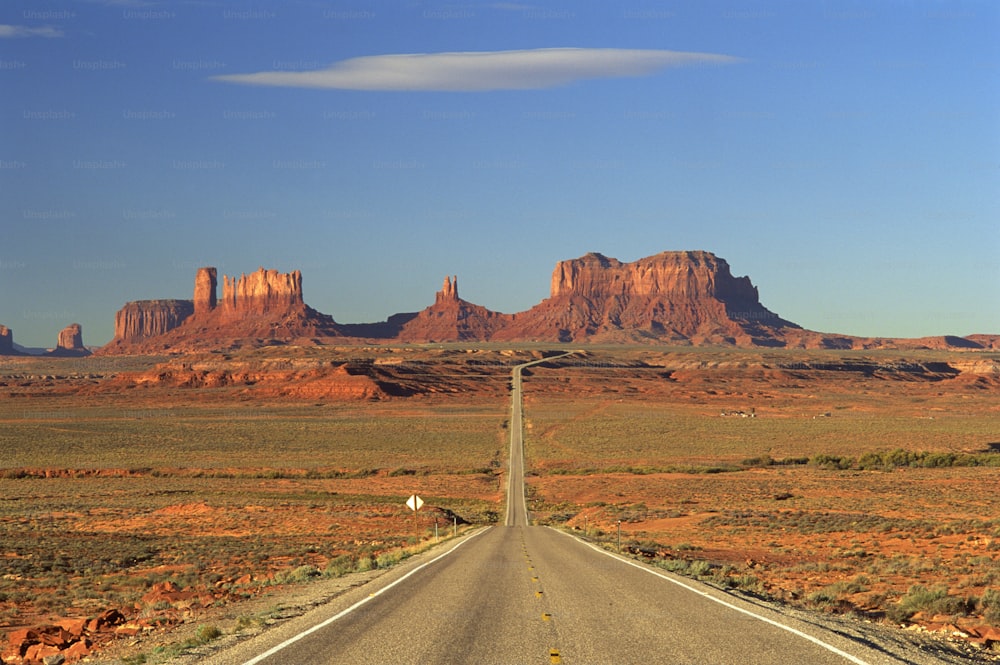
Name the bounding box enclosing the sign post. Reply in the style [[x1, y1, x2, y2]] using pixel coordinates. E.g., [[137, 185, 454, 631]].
[[406, 494, 423, 531]]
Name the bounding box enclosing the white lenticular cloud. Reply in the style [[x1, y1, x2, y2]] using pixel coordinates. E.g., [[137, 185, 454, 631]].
[[0, 24, 64, 38], [212, 48, 742, 91]]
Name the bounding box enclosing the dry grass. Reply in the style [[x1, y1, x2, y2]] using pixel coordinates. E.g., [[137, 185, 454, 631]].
[[2, 344, 999, 654], [521, 351, 1000, 636], [0, 391, 507, 633]]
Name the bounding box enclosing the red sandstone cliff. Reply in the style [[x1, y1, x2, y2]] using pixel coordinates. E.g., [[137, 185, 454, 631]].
[[101, 266, 339, 353], [219, 268, 303, 318], [493, 251, 798, 345], [194, 267, 217, 315], [114, 300, 196, 342]]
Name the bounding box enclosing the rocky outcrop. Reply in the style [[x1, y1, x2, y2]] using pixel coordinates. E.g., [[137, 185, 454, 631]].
[[437, 275, 458, 304], [219, 267, 303, 318], [1, 609, 124, 664], [96, 252, 996, 352], [59, 323, 84, 350], [494, 251, 797, 345], [966, 334, 1000, 350], [100, 266, 339, 354], [397, 275, 512, 342], [548, 251, 768, 312], [194, 267, 217, 315], [0, 325, 14, 355], [114, 300, 195, 342], [48, 323, 91, 356]]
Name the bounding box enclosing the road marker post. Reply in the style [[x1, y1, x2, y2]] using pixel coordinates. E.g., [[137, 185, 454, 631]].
[[406, 494, 423, 532]]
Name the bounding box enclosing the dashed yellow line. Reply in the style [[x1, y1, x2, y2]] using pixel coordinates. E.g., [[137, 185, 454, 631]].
[[550, 649, 561, 663]]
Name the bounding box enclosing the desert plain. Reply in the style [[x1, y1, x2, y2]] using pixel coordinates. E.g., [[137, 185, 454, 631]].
[[1, 343, 999, 663]]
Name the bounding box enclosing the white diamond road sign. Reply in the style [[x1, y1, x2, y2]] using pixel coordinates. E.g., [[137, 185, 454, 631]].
[[406, 495, 423, 512]]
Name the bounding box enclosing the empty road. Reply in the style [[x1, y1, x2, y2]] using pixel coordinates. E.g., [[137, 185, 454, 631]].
[[204, 356, 920, 665]]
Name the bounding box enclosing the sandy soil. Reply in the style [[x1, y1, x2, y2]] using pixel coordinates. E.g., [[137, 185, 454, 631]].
[[1, 344, 998, 663]]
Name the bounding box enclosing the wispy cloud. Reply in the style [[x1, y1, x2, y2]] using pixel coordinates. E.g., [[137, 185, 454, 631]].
[[212, 47, 742, 92], [0, 24, 64, 38]]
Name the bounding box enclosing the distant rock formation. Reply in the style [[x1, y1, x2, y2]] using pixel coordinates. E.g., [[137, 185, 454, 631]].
[[193, 267, 217, 315], [219, 267, 303, 318], [48, 323, 91, 357], [100, 265, 338, 354], [396, 275, 511, 342], [0, 325, 14, 355], [114, 300, 195, 342], [437, 275, 458, 304], [58, 323, 84, 350], [493, 251, 798, 345], [95, 252, 997, 353]]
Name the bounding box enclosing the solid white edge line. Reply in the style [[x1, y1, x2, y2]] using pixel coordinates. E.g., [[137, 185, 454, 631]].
[[241, 526, 492, 665], [550, 528, 877, 665]]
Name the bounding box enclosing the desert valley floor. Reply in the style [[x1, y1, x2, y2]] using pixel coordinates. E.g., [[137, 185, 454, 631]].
[[1, 344, 999, 663]]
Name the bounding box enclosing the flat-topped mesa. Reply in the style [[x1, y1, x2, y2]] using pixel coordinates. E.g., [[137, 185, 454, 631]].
[[492, 250, 796, 344], [194, 267, 218, 315], [114, 300, 195, 341], [0, 325, 13, 354], [550, 250, 759, 303], [220, 267, 304, 318], [435, 275, 459, 304]]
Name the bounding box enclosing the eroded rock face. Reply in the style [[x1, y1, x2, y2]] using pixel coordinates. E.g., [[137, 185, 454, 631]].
[[220, 267, 303, 318], [100, 266, 340, 353], [193, 267, 217, 315], [114, 300, 195, 342], [397, 275, 511, 342], [46, 323, 92, 357], [550, 251, 760, 303], [58, 323, 85, 350], [0, 325, 13, 354], [496, 251, 796, 344], [436, 275, 458, 304]]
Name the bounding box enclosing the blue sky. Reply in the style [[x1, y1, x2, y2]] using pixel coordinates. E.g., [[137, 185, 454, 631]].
[[2, 0, 998, 347]]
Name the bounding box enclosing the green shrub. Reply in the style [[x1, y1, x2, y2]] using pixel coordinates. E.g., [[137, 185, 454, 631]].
[[888, 585, 969, 623], [811, 454, 854, 470], [324, 555, 355, 578], [688, 560, 712, 577], [979, 588, 1000, 625]]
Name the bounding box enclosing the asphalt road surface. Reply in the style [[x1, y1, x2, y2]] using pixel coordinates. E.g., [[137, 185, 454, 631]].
[[204, 356, 918, 665]]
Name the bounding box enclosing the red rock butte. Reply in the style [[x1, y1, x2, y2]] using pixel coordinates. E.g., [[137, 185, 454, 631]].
[[91, 252, 999, 354], [0, 325, 13, 355], [102, 266, 335, 353], [46, 323, 91, 357], [492, 250, 793, 344]]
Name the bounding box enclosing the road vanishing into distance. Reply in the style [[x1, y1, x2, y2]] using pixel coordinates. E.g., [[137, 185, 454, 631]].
[[204, 355, 918, 665]]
